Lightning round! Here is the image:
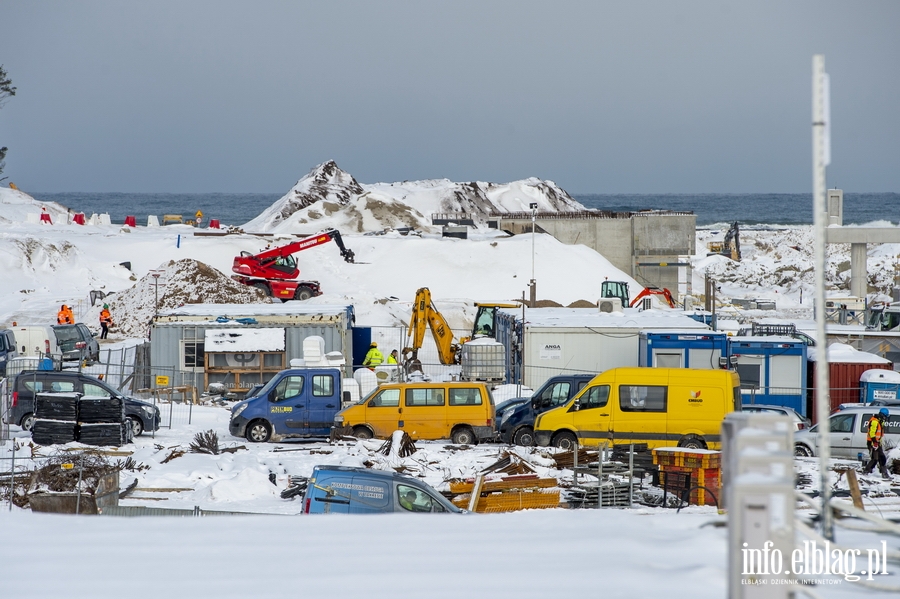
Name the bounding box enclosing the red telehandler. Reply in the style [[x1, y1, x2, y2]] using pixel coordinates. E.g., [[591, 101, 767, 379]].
[[232, 229, 355, 301]]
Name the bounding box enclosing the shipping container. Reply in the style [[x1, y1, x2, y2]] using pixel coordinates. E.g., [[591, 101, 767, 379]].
[[728, 336, 807, 416], [494, 306, 711, 391], [807, 342, 893, 421], [639, 330, 729, 369]]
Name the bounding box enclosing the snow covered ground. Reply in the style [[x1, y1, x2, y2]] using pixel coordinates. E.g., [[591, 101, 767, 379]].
[[1, 176, 899, 598]]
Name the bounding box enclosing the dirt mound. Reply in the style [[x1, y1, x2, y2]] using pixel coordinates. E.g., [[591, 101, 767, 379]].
[[567, 299, 597, 308], [108, 259, 267, 338], [533, 299, 563, 308]]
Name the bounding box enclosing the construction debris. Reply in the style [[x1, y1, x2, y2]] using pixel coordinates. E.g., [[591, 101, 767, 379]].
[[378, 431, 417, 458], [448, 472, 560, 512]]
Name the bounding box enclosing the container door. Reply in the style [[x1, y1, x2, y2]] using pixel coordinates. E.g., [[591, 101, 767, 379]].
[[365, 388, 401, 437], [269, 374, 309, 434], [307, 372, 339, 436], [402, 387, 445, 439], [570, 384, 611, 446]]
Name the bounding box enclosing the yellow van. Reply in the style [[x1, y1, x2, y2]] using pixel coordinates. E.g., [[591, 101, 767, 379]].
[[533, 367, 740, 450], [334, 381, 495, 444]]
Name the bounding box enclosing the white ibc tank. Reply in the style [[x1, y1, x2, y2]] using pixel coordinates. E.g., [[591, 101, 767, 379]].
[[353, 368, 379, 398], [460, 339, 505, 382]]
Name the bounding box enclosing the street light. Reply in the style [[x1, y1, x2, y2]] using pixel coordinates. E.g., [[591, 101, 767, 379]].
[[530, 202, 538, 307]]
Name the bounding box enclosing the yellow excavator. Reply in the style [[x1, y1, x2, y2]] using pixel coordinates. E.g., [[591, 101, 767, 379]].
[[402, 288, 517, 373]]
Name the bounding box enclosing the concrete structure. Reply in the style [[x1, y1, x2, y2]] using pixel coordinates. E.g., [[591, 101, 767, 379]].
[[149, 304, 356, 394], [823, 189, 900, 298], [491, 210, 696, 300]]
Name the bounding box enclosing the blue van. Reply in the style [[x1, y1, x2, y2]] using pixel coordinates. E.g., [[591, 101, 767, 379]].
[[229, 367, 346, 442], [498, 374, 595, 445], [302, 466, 463, 514]]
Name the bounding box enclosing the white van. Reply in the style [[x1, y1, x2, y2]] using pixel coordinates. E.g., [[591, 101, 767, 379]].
[[794, 406, 900, 458], [11, 325, 62, 360]]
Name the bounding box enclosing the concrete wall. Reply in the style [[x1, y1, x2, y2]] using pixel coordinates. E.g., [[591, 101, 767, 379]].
[[497, 212, 695, 298]]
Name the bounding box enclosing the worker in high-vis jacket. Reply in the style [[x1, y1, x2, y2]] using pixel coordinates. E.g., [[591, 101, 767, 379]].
[[363, 342, 384, 369], [57, 304, 74, 324], [863, 408, 891, 480]]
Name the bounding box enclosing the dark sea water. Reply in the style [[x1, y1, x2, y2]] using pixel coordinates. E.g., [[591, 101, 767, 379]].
[[28, 191, 900, 228]]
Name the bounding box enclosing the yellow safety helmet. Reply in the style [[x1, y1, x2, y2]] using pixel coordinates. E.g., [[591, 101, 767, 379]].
[[370, 342, 378, 348]]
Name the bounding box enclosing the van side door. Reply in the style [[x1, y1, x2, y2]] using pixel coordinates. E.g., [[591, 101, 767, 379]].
[[825, 412, 856, 458], [570, 384, 611, 445], [307, 371, 340, 436], [616, 384, 668, 447], [403, 386, 446, 439], [268, 374, 309, 434]]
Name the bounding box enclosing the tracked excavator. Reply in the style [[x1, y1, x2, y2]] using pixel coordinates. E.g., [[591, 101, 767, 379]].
[[600, 280, 677, 309], [232, 229, 355, 301], [706, 222, 741, 261]]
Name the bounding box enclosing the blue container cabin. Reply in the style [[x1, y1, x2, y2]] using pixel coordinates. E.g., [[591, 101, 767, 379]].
[[639, 330, 729, 369], [728, 336, 808, 416], [859, 368, 900, 404]]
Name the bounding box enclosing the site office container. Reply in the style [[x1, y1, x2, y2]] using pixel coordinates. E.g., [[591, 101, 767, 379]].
[[335, 381, 495, 444], [494, 307, 711, 393], [807, 348, 892, 422], [728, 336, 807, 417], [533, 367, 741, 450], [639, 330, 729, 369]]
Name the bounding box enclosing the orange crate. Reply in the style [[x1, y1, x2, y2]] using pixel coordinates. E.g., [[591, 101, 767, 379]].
[[653, 448, 720, 468]]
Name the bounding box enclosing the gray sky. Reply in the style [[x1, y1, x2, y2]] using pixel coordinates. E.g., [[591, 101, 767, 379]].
[[0, 1, 897, 194]]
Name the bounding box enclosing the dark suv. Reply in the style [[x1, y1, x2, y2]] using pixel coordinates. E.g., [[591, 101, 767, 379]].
[[8, 371, 160, 436], [52, 324, 100, 364]]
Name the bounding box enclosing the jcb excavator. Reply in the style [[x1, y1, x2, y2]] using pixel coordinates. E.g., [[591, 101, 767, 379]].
[[232, 229, 355, 301], [706, 222, 741, 261], [403, 288, 461, 373], [600, 280, 677, 309], [402, 288, 518, 373]]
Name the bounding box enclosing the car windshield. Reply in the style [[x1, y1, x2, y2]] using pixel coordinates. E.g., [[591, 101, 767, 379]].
[[53, 327, 81, 342]]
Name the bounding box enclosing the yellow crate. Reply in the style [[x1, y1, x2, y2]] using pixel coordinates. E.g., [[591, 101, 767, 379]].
[[451, 490, 561, 513]]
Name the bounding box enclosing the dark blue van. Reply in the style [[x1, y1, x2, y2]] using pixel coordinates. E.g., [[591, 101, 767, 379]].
[[498, 374, 595, 445], [229, 367, 346, 442], [302, 466, 463, 514]]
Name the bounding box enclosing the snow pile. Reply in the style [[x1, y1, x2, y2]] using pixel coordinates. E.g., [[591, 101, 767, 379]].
[[0, 186, 70, 225], [107, 259, 267, 337], [243, 160, 586, 234]]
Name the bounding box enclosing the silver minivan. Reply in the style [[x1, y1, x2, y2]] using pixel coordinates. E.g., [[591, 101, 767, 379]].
[[794, 406, 900, 458]]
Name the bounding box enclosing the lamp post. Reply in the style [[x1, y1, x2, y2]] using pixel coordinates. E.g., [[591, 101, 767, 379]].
[[529, 203, 538, 307]]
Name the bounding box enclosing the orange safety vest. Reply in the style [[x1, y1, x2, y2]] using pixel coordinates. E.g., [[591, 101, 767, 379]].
[[100, 309, 112, 324], [57, 306, 74, 324], [868, 417, 884, 443]]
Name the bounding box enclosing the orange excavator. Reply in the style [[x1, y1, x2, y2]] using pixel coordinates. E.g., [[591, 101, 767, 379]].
[[600, 280, 677, 309], [232, 229, 355, 301]]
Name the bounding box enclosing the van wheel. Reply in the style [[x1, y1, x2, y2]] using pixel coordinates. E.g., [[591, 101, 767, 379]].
[[512, 426, 535, 446], [353, 426, 373, 440], [127, 416, 144, 437], [246, 420, 272, 443], [677, 435, 706, 450], [451, 427, 476, 445], [794, 444, 813, 457], [21, 413, 35, 432], [552, 431, 578, 451]]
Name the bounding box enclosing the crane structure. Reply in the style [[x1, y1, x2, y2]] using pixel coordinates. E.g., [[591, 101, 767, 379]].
[[232, 229, 355, 301]]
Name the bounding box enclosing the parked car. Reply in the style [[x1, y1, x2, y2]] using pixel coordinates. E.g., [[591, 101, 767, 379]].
[[794, 406, 900, 458], [0, 327, 17, 376], [302, 465, 463, 514], [741, 404, 810, 430], [8, 370, 160, 435], [335, 381, 496, 444], [52, 323, 100, 364], [11, 324, 61, 360], [498, 374, 595, 445]]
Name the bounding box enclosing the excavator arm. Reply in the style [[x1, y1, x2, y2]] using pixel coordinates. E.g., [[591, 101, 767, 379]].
[[402, 288, 461, 371], [630, 286, 677, 309]]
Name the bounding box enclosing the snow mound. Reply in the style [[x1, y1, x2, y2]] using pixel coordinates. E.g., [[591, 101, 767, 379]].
[[0, 186, 70, 225], [109, 259, 267, 337], [243, 160, 587, 234]]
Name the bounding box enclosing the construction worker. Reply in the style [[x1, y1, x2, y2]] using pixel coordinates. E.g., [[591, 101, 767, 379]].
[[362, 342, 384, 369], [387, 349, 399, 365], [863, 408, 891, 479], [99, 304, 113, 339], [57, 304, 74, 324]]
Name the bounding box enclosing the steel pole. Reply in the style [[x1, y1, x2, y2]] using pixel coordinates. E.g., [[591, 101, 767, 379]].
[[812, 54, 834, 541]]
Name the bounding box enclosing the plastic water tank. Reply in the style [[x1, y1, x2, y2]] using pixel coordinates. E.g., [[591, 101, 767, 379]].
[[460, 339, 505, 382]]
